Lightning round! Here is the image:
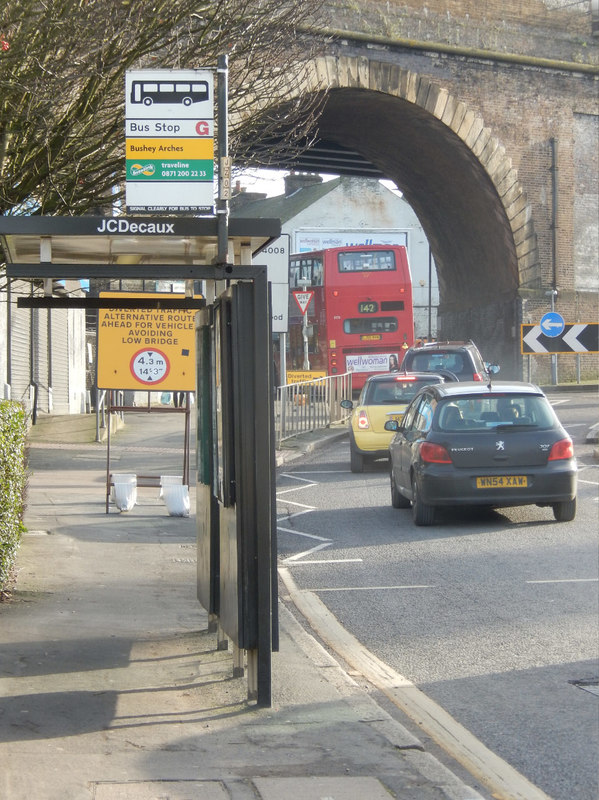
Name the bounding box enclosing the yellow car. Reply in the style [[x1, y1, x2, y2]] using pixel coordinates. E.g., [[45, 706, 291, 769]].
[[341, 372, 444, 472]]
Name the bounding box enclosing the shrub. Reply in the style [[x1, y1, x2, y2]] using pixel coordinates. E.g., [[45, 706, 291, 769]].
[[0, 401, 27, 596]]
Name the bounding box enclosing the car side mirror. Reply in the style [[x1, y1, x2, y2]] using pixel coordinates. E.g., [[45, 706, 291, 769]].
[[384, 419, 400, 432], [485, 363, 500, 375], [340, 399, 353, 410]]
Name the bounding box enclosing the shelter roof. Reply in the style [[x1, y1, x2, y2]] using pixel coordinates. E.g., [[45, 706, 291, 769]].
[[0, 216, 280, 267]]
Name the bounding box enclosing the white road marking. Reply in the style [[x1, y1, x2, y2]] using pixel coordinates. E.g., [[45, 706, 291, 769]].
[[526, 578, 598, 584], [277, 527, 329, 542], [280, 473, 316, 481], [314, 584, 434, 591], [282, 541, 332, 563], [547, 398, 570, 405], [277, 484, 317, 495], [278, 499, 315, 510], [283, 470, 351, 475], [284, 558, 363, 565]]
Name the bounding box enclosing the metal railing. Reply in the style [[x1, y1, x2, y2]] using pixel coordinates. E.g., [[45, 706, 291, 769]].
[[275, 372, 352, 447]]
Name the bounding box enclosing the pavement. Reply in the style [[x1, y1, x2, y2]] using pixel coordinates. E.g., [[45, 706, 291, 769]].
[[0, 409, 527, 800]]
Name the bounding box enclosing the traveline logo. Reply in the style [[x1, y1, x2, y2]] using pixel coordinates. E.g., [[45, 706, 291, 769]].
[[96, 219, 175, 234]]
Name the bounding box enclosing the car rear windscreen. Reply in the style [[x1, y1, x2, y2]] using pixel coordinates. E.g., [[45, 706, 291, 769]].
[[436, 394, 556, 431], [367, 378, 440, 404], [409, 351, 468, 375]]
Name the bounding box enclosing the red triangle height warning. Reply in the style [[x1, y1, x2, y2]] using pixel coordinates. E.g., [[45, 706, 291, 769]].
[[292, 290, 314, 315]]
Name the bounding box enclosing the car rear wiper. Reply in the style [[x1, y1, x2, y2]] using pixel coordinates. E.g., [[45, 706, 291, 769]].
[[496, 423, 538, 430]]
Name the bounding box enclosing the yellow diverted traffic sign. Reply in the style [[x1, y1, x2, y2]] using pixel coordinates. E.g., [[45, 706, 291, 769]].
[[286, 370, 327, 384], [97, 292, 199, 391]]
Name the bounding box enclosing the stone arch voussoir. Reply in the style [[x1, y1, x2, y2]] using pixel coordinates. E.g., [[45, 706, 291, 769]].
[[304, 54, 540, 289]]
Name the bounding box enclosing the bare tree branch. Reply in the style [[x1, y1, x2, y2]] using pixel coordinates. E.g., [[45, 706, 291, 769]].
[[0, 0, 328, 219]]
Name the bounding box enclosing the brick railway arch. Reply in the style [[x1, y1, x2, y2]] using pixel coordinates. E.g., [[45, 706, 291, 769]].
[[254, 55, 543, 376]]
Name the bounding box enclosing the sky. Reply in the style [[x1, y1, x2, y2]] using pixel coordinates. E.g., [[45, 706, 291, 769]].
[[235, 169, 402, 198], [233, 168, 328, 197]]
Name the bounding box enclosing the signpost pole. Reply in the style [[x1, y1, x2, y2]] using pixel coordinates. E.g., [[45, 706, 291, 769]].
[[548, 290, 558, 385], [302, 312, 310, 371], [294, 283, 313, 370], [216, 54, 229, 266], [280, 332, 287, 386]]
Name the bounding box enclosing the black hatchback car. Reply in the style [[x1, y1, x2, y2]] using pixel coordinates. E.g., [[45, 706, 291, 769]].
[[385, 382, 577, 525], [400, 340, 490, 382]]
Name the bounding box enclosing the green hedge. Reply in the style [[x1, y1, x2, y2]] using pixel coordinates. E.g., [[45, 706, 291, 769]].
[[0, 401, 27, 595]]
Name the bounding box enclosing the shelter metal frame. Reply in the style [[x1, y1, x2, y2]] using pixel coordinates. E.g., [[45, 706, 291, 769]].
[[1, 215, 280, 707]]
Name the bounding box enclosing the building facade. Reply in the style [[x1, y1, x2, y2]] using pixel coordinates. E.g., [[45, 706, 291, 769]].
[[231, 173, 440, 339], [1, 280, 87, 418]]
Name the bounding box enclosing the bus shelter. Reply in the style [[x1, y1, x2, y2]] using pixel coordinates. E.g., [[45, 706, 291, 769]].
[[1, 214, 281, 706]]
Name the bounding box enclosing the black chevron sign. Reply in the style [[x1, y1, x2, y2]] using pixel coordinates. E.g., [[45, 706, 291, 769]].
[[521, 323, 599, 354]]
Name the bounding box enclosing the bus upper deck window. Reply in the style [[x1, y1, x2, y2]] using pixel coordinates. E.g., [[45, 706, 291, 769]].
[[313, 260, 323, 285]]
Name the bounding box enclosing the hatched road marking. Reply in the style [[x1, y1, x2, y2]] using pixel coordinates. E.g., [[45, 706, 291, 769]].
[[277, 472, 363, 566]]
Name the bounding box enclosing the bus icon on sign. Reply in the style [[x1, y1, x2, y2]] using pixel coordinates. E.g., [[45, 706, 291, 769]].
[[130, 80, 209, 107]]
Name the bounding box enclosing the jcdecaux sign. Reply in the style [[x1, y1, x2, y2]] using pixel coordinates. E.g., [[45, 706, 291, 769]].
[[95, 219, 177, 234]]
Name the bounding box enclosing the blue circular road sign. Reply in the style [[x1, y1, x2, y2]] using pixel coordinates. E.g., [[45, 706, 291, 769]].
[[540, 311, 565, 338]]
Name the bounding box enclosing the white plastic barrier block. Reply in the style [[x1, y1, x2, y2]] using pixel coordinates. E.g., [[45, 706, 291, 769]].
[[110, 473, 137, 504], [163, 483, 190, 517], [159, 474, 183, 498], [112, 474, 137, 512]]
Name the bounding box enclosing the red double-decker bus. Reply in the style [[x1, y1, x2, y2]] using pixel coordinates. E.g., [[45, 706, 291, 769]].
[[286, 245, 414, 390]]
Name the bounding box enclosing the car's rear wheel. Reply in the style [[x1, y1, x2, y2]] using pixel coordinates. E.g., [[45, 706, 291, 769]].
[[412, 476, 435, 526], [391, 467, 410, 508], [552, 497, 576, 522], [350, 447, 365, 473]]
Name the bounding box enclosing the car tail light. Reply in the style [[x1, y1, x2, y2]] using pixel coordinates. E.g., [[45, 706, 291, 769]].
[[548, 438, 574, 460], [357, 410, 369, 430], [420, 442, 452, 463], [473, 372, 484, 381]]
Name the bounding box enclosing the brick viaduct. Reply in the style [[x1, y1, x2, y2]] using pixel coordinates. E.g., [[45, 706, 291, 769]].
[[246, 1, 599, 380]]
